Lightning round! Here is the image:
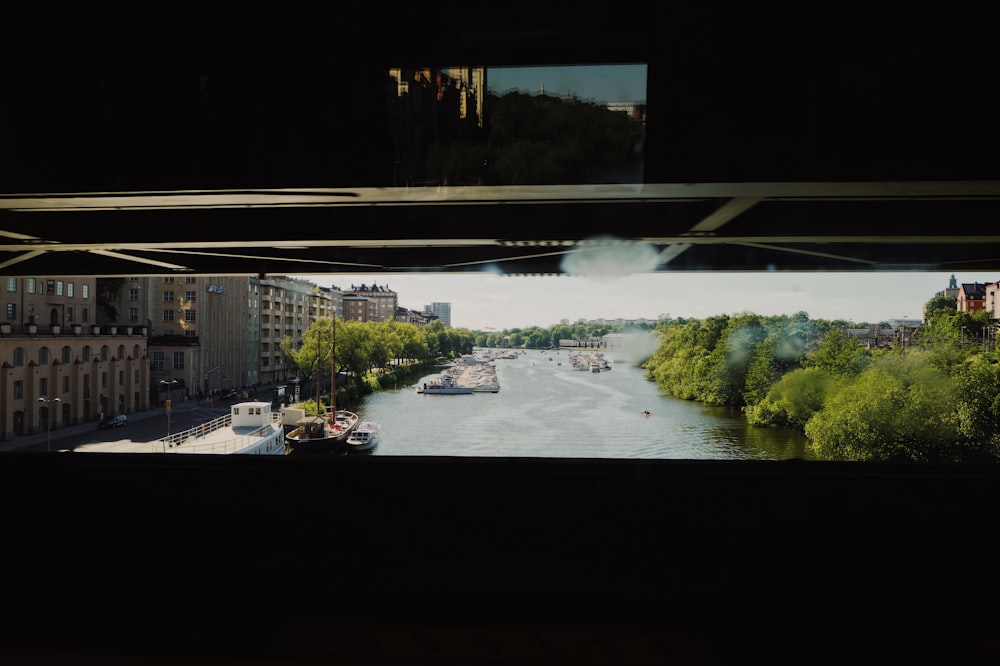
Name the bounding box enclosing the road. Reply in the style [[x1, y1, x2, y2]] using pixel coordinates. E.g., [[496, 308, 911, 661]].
[[1, 386, 283, 454]]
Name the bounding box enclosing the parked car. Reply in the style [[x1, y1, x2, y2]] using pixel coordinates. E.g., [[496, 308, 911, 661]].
[[98, 414, 127, 429]]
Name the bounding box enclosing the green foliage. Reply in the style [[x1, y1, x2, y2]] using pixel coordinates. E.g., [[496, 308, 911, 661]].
[[804, 351, 962, 462], [803, 328, 871, 376], [642, 308, 1000, 462], [745, 367, 846, 428]]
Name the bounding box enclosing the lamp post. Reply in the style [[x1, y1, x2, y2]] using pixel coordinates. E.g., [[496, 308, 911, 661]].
[[160, 379, 179, 437], [37, 397, 61, 453]]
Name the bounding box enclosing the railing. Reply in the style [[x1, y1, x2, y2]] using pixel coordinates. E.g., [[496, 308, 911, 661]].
[[157, 410, 284, 454]]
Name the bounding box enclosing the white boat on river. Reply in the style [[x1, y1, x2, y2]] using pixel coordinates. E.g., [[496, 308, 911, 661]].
[[73, 401, 286, 455], [346, 420, 382, 453], [416, 373, 475, 395]]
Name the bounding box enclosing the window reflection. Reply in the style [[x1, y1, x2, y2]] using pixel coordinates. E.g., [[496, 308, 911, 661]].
[[387, 64, 647, 186]]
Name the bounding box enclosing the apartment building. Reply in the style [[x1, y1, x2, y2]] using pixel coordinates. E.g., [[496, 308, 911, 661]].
[[342, 283, 397, 323], [1, 276, 149, 441], [102, 275, 342, 399]]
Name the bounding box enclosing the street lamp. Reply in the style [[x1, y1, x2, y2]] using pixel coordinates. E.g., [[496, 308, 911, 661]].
[[160, 379, 179, 437], [37, 397, 61, 453]]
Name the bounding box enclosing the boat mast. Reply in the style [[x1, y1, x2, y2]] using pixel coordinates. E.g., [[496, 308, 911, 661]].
[[330, 313, 337, 418], [315, 329, 321, 413]]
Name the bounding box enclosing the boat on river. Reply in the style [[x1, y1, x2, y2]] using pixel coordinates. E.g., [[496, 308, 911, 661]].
[[284, 407, 359, 453], [284, 316, 361, 453], [416, 373, 475, 395], [74, 401, 287, 455], [346, 420, 381, 453]]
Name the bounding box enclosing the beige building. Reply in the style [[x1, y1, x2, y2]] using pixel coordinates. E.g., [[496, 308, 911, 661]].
[[342, 283, 398, 323], [102, 275, 345, 398], [1, 276, 149, 441]]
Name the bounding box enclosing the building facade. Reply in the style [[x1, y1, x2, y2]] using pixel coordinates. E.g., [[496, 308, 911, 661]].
[[425, 302, 451, 328], [343, 284, 398, 323], [1, 275, 149, 441]]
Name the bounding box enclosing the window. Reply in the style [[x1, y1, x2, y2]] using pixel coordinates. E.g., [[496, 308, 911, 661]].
[[13, 348, 24, 366], [173, 351, 185, 369], [46, 280, 54, 295], [163, 277, 175, 284], [56, 281, 64, 296], [66, 307, 73, 322], [38, 378, 47, 397], [38, 347, 49, 365], [129, 288, 139, 301], [81, 307, 88, 323], [6, 278, 15, 292], [152, 351, 164, 372], [164, 291, 174, 302], [163, 310, 174, 322], [13, 380, 22, 399], [6, 304, 15, 321], [82, 284, 89, 299], [62, 376, 70, 394], [184, 310, 196, 323], [67, 282, 74, 297], [128, 307, 139, 321], [26, 278, 35, 294], [185, 291, 196, 302], [61, 346, 71, 363]]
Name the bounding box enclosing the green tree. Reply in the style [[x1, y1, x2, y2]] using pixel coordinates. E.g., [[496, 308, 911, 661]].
[[804, 351, 961, 462]]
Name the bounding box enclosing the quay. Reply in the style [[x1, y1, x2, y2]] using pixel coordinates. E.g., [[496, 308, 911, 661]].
[[450, 357, 501, 392]]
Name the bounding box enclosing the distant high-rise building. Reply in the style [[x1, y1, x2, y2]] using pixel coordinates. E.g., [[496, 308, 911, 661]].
[[424, 302, 452, 328]]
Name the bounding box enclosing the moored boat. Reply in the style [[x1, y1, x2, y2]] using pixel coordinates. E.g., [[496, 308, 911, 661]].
[[416, 373, 475, 395], [346, 420, 381, 453], [284, 407, 359, 453]]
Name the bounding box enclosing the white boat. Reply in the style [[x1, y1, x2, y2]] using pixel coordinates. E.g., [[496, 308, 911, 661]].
[[416, 373, 475, 395], [73, 401, 287, 455], [346, 420, 381, 453], [284, 407, 359, 453]]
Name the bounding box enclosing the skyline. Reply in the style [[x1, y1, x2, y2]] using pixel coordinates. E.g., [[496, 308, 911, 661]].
[[302, 271, 998, 332], [484, 64, 647, 104]]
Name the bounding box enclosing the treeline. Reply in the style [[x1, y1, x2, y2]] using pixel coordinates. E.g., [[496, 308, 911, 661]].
[[643, 306, 1000, 462], [473, 320, 655, 350], [280, 318, 477, 385]]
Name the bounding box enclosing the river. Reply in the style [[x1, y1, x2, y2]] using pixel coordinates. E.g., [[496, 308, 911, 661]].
[[343, 349, 817, 460]]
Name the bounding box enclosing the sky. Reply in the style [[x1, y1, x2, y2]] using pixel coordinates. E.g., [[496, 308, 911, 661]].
[[298, 271, 997, 331], [484, 64, 647, 104]]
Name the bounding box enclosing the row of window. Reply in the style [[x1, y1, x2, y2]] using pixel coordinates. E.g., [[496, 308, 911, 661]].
[[4, 344, 142, 367], [5, 278, 90, 298], [13, 368, 139, 400], [5, 304, 91, 323]]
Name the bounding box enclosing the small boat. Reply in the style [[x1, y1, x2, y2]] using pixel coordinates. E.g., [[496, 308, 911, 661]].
[[346, 420, 381, 453], [74, 401, 287, 455], [284, 407, 359, 453], [416, 373, 475, 395]]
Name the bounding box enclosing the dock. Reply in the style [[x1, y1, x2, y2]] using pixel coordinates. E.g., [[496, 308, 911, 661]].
[[452, 360, 500, 392]]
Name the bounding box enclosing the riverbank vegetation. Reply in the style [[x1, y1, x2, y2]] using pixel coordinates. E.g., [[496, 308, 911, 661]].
[[643, 304, 1000, 463]]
